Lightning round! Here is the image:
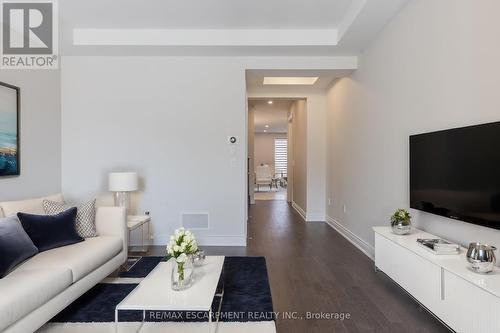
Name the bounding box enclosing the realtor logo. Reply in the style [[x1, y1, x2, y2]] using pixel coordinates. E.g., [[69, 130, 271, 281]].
[[1, 0, 58, 69]]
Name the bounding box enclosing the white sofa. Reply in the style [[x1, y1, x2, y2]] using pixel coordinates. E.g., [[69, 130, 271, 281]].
[[0, 194, 128, 333]]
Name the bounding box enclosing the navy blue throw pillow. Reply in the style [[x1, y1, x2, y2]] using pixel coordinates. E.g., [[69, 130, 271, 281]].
[[17, 208, 84, 252], [0, 216, 39, 278]]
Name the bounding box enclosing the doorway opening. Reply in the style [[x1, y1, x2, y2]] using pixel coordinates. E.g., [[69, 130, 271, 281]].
[[248, 98, 304, 203]]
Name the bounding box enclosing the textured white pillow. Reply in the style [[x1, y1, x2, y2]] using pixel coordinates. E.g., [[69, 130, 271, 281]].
[[42, 199, 97, 238]]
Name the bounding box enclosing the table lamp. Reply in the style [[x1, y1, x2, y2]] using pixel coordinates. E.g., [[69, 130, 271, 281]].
[[108, 172, 138, 214]]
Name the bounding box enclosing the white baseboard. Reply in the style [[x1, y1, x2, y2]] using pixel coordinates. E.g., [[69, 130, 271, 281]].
[[306, 214, 326, 222], [292, 202, 325, 222], [325, 216, 374, 260], [196, 235, 247, 246], [292, 201, 306, 221], [153, 234, 247, 246]]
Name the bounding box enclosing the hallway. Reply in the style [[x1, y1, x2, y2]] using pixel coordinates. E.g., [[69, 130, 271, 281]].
[[254, 186, 287, 201], [246, 200, 449, 333]]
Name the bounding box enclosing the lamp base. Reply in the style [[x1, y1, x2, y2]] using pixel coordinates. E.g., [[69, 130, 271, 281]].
[[113, 191, 131, 214]]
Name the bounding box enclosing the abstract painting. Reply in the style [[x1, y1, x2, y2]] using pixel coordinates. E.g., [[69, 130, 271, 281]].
[[0, 82, 20, 176]]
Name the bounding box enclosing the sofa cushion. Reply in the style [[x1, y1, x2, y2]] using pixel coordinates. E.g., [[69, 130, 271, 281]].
[[16, 236, 122, 282], [17, 208, 84, 252], [0, 193, 63, 217], [0, 267, 72, 331], [43, 199, 97, 238], [0, 216, 38, 278]]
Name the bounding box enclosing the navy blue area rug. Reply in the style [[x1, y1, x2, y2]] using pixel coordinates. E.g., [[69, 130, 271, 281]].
[[50, 256, 274, 323]]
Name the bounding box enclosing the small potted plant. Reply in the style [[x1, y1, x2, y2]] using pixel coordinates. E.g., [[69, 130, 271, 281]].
[[167, 227, 198, 290], [390, 208, 412, 235]]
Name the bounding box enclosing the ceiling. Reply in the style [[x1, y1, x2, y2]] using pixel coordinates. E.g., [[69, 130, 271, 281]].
[[61, 0, 353, 29], [59, 0, 409, 55], [250, 100, 293, 133]]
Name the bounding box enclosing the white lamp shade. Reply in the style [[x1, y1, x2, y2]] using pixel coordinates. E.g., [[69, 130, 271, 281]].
[[108, 172, 138, 192]]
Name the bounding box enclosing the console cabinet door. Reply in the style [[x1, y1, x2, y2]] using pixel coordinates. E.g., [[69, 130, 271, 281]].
[[375, 234, 441, 311], [442, 270, 500, 333]]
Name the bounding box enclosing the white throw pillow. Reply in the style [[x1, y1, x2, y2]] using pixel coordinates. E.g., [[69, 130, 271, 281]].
[[42, 199, 97, 238]]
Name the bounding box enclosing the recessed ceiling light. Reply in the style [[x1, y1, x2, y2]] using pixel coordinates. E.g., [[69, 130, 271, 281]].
[[267, 100, 273, 105], [265, 125, 269, 128], [263, 130, 267, 132], [263, 77, 319, 85]]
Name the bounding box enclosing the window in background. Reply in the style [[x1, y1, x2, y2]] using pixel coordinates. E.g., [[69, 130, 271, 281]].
[[274, 138, 287, 177]]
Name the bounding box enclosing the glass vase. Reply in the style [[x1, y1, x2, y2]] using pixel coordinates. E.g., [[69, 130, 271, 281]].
[[171, 255, 194, 291], [391, 219, 411, 235]]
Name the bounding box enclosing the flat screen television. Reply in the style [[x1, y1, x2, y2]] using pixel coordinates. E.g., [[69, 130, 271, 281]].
[[410, 121, 500, 230]]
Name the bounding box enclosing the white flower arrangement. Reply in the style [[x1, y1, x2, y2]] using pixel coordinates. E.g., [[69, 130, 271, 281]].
[[167, 227, 198, 284], [166, 227, 198, 261]]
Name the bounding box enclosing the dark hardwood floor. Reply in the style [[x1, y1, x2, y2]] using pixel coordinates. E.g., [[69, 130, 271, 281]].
[[132, 200, 450, 333]]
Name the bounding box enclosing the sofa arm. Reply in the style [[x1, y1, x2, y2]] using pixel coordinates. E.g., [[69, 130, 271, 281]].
[[95, 207, 127, 256]]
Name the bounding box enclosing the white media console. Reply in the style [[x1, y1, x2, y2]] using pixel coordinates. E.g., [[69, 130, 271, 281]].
[[374, 226, 500, 333]]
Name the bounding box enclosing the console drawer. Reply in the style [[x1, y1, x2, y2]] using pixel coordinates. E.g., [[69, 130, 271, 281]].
[[375, 233, 441, 311]]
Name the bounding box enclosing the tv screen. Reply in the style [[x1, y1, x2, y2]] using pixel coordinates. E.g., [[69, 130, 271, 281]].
[[410, 121, 500, 230]]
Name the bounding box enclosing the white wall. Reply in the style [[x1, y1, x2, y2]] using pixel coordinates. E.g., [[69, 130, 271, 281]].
[[287, 110, 293, 203], [62, 56, 353, 245], [304, 94, 327, 221], [61, 57, 247, 246], [248, 107, 255, 204], [326, 0, 500, 257], [254, 132, 286, 168], [291, 100, 307, 213], [0, 70, 61, 201]]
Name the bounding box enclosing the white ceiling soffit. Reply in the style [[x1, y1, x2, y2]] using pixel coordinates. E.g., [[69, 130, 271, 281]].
[[62, 0, 409, 55], [73, 29, 338, 47]]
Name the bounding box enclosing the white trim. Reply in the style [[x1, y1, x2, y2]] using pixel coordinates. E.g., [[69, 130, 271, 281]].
[[154, 234, 246, 247], [306, 214, 326, 222], [73, 29, 338, 47], [325, 216, 374, 260], [292, 201, 306, 221], [291, 202, 325, 222], [196, 236, 246, 246]]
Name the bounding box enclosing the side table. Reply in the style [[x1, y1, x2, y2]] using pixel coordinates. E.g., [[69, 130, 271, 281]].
[[124, 215, 151, 271]]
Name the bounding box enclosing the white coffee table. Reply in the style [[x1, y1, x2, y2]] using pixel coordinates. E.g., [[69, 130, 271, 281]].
[[115, 256, 225, 333]]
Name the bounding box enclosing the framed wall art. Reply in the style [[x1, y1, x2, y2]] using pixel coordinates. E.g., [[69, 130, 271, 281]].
[[0, 81, 20, 176]]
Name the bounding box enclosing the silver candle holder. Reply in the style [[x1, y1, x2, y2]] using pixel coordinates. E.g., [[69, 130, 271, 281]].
[[192, 250, 206, 267]]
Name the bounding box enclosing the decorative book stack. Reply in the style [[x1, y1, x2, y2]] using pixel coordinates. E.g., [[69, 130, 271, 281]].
[[416, 238, 460, 255]]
